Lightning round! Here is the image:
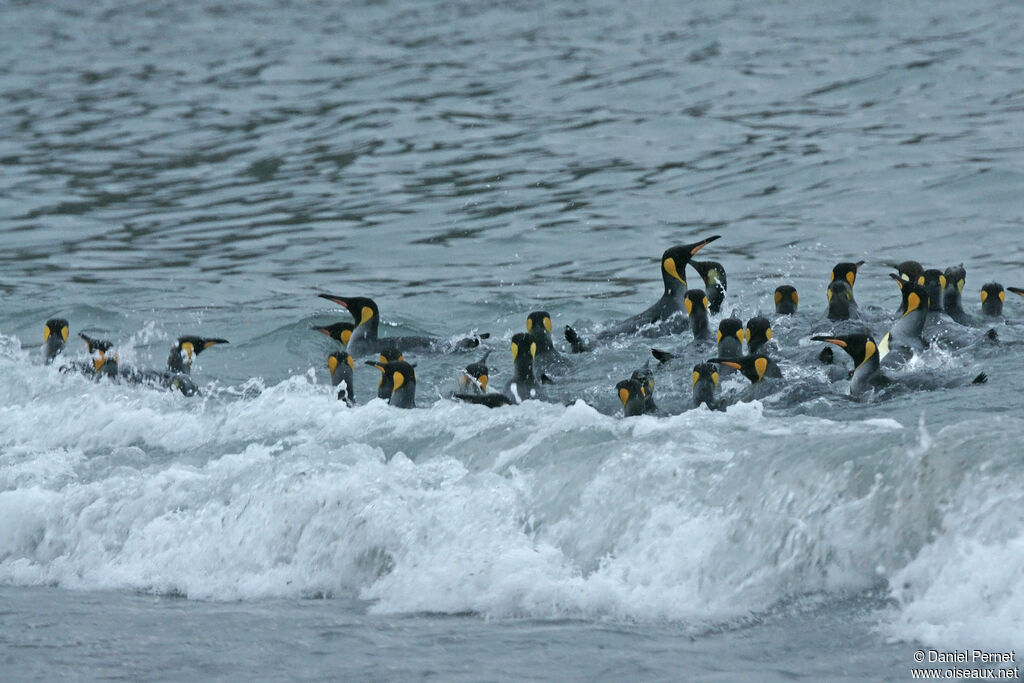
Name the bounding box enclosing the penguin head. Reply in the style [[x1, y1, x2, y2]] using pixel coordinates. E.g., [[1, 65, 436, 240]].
[[981, 282, 1005, 317], [812, 333, 878, 369], [170, 335, 228, 373], [744, 316, 773, 354], [318, 294, 379, 328], [717, 317, 744, 346], [943, 265, 966, 295], [691, 260, 727, 292], [830, 261, 864, 289], [889, 273, 929, 316], [896, 260, 924, 284], [525, 311, 553, 336], [660, 235, 721, 295], [920, 269, 946, 311], [708, 355, 778, 384], [629, 363, 656, 406], [691, 260, 727, 313], [826, 281, 855, 320], [774, 285, 799, 315], [79, 332, 117, 375], [691, 362, 719, 408], [1009, 286, 1024, 300], [615, 378, 647, 417], [460, 350, 491, 393], [510, 332, 537, 378], [378, 346, 403, 364], [684, 289, 709, 316], [370, 360, 417, 408], [313, 322, 355, 347], [43, 318, 69, 364], [327, 350, 355, 383], [328, 351, 355, 404]]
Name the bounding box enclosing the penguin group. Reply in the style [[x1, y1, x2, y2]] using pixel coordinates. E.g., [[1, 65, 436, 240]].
[[36, 237, 1019, 414], [41, 318, 228, 396]]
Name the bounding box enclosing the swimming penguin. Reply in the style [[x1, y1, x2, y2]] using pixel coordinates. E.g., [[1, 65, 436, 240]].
[[981, 283, 1005, 317], [313, 322, 354, 347], [616, 378, 648, 417], [716, 317, 745, 359], [826, 281, 857, 321], [920, 269, 946, 313], [831, 261, 864, 290], [454, 333, 540, 407], [708, 354, 783, 401], [318, 294, 486, 357], [79, 333, 119, 379], [1009, 287, 1024, 300], [458, 350, 491, 394], [691, 362, 724, 411], [526, 311, 567, 373], [774, 286, 798, 315], [369, 360, 416, 408], [692, 260, 727, 314], [812, 333, 891, 397], [564, 235, 721, 352], [630, 361, 658, 413], [167, 336, 228, 374], [942, 265, 973, 325], [827, 261, 864, 320], [503, 332, 543, 403], [43, 318, 69, 364], [367, 346, 404, 400], [745, 316, 773, 354], [878, 274, 929, 362], [684, 289, 711, 340], [896, 260, 924, 284], [328, 350, 355, 405]]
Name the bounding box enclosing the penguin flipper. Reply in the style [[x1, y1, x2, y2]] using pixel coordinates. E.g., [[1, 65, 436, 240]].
[[564, 325, 590, 353], [651, 348, 675, 364], [454, 393, 514, 408]]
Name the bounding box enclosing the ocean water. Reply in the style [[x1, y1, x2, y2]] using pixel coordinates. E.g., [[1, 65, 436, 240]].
[[2, 0, 1024, 679]]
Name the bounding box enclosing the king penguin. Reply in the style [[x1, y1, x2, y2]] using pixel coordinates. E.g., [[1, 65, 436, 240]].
[[43, 318, 69, 364], [981, 283, 1005, 317], [328, 350, 355, 405], [878, 274, 928, 363], [692, 259, 727, 315], [370, 360, 417, 408], [318, 294, 485, 356], [167, 336, 228, 374], [691, 362, 724, 411], [615, 378, 648, 417], [774, 286, 798, 315], [565, 235, 721, 351], [745, 316, 774, 355], [526, 310, 567, 373], [812, 333, 891, 397]]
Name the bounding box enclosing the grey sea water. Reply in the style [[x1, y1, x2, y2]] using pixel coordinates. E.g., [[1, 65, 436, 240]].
[[2, 0, 1023, 680]]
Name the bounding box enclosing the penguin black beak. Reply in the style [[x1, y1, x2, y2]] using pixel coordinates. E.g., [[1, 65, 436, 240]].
[[319, 294, 350, 309], [811, 335, 847, 348], [1009, 287, 1024, 298], [888, 273, 905, 288], [707, 357, 741, 371], [689, 234, 721, 256]]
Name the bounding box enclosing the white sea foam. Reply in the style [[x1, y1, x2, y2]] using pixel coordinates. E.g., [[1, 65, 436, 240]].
[[1, 341, 1021, 645]]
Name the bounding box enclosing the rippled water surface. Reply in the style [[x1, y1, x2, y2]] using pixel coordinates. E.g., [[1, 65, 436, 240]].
[[3, 0, 1024, 679]]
